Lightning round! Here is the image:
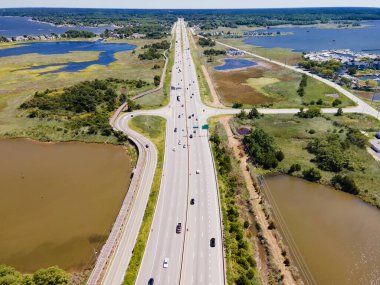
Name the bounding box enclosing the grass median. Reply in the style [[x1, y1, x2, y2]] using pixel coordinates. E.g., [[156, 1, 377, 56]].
[[123, 115, 166, 285]]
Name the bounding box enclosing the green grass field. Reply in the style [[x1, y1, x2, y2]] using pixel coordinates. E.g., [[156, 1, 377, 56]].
[[231, 113, 380, 208], [123, 115, 166, 285]]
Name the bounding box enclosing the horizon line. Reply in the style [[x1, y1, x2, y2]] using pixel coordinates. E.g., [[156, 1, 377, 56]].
[[1, 6, 380, 10]]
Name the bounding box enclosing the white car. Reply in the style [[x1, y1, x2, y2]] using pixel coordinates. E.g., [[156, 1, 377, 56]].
[[196, 170, 200, 174], [163, 258, 169, 268], [178, 141, 181, 145]]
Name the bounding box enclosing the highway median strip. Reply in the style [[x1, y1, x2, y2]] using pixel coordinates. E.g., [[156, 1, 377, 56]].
[[122, 115, 166, 285]]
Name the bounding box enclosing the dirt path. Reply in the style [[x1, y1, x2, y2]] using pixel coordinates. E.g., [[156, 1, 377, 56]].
[[219, 116, 297, 285], [201, 65, 226, 108]]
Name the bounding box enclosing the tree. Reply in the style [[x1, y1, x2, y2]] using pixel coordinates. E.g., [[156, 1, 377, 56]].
[[154, 75, 161, 87], [297, 86, 305, 97], [243, 128, 283, 169], [335, 107, 343, 116], [306, 134, 348, 172], [247, 107, 261, 119], [332, 99, 342, 107], [297, 107, 321, 118], [347, 67, 357, 75], [33, 267, 68, 285], [237, 110, 247, 119], [302, 168, 321, 182]]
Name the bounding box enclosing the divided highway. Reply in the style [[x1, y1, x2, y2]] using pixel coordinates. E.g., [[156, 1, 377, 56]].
[[135, 19, 225, 285], [90, 17, 380, 285]]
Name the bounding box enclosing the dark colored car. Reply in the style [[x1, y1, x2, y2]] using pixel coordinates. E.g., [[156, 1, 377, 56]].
[[148, 278, 154, 285], [176, 223, 182, 234], [190, 198, 195, 205], [145, 144, 149, 148], [210, 238, 215, 247], [174, 128, 177, 132], [189, 134, 193, 139]]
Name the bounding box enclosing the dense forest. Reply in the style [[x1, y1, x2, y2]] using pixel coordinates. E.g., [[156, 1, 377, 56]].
[[1, 8, 380, 30]]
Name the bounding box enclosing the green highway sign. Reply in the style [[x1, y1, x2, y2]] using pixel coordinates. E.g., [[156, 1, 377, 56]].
[[202, 124, 209, 130]]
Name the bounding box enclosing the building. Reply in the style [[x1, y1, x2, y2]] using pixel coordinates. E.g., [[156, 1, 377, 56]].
[[369, 139, 380, 153], [226, 48, 245, 56]]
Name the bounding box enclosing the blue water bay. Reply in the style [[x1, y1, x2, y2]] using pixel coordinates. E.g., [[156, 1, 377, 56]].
[[244, 21, 380, 54]]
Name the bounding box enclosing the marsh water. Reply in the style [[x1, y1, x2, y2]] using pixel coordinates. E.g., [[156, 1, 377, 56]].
[[0, 41, 135, 73], [214, 58, 257, 71], [0, 139, 132, 272], [265, 175, 380, 285], [245, 21, 380, 54]]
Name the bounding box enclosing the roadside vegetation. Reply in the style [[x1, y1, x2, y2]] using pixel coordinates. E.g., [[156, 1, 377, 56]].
[[7, 78, 149, 143], [210, 121, 261, 285], [231, 110, 380, 208], [187, 30, 214, 104], [123, 115, 166, 285], [0, 265, 69, 285]]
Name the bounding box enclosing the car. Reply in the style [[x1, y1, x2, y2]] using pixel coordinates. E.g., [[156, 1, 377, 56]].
[[174, 128, 177, 132], [148, 278, 154, 285], [178, 141, 181, 145], [172, 147, 175, 152], [163, 258, 169, 268], [188, 115, 191, 119], [176, 223, 182, 234], [210, 238, 215, 247], [192, 114, 194, 117], [196, 169, 200, 174], [189, 134, 193, 139], [178, 115, 181, 118], [145, 144, 149, 148], [190, 198, 195, 205], [183, 144, 186, 148], [193, 130, 196, 134]]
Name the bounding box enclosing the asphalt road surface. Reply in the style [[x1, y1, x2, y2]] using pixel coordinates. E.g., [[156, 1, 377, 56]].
[[135, 19, 225, 285]]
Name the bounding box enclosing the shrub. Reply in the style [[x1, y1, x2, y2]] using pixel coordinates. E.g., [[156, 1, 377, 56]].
[[232, 102, 243, 108], [302, 168, 322, 182], [288, 163, 301, 174], [332, 99, 342, 107], [331, 175, 359, 195]]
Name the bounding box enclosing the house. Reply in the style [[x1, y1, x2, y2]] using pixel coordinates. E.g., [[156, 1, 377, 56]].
[[369, 139, 380, 153]]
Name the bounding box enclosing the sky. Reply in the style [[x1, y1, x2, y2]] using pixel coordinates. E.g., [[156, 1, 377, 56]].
[[1, 0, 380, 9]]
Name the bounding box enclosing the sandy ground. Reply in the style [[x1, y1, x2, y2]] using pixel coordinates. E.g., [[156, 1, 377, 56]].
[[219, 116, 296, 285]]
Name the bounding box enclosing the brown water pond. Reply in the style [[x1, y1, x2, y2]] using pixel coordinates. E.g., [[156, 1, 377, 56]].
[[265, 175, 380, 285], [0, 139, 131, 272]]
